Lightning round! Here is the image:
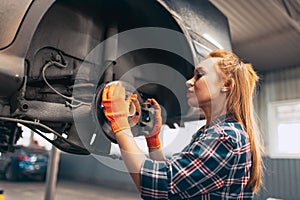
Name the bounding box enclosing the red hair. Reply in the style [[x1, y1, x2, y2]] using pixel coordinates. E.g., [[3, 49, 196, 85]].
[[208, 49, 263, 192]]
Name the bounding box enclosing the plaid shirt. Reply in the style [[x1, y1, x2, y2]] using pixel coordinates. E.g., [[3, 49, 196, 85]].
[[140, 114, 253, 199]]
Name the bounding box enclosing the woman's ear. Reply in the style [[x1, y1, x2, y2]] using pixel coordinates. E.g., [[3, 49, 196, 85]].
[[221, 87, 229, 93], [221, 78, 234, 93]]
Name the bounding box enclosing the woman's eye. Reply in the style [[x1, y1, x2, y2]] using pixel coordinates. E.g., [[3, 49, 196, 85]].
[[195, 73, 204, 80]]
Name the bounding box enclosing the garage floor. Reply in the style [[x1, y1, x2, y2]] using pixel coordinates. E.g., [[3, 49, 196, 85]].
[[0, 180, 140, 200]]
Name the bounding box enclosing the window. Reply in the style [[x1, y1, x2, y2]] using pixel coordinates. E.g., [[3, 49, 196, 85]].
[[268, 99, 300, 158]]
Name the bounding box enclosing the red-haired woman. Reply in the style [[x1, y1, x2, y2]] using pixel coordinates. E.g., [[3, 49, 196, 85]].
[[101, 49, 263, 199]]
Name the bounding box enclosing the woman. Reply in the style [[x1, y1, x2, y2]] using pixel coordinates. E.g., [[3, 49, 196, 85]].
[[101, 49, 263, 199]]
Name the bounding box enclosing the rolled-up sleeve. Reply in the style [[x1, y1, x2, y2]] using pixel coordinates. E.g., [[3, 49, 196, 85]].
[[140, 159, 170, 199]]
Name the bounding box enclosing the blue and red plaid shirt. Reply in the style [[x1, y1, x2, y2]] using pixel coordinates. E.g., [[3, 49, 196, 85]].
[[140, 114, 253, 199]]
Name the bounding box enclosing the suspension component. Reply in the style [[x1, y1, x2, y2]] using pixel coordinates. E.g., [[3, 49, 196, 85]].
[[0, 121, 22, 153]]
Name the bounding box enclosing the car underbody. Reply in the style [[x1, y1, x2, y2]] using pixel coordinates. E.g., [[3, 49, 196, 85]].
[[0, 0, 231, 155]]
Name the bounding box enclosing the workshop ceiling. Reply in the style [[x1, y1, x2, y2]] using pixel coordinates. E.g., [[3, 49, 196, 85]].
[[210, 0, 300, 72]]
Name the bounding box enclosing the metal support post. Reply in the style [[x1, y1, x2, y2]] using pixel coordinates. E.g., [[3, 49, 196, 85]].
[[44, 146, 60, 200]]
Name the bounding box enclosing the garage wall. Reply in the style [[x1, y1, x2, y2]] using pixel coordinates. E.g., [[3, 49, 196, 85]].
[[254, 65, 300, 200], [255, 158, 300, 200], [58, 153, 137, 192]]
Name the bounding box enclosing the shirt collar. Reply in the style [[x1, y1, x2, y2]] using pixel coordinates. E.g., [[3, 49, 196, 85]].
[[207, 113, 236, 128], [194, 113, 236, 138]]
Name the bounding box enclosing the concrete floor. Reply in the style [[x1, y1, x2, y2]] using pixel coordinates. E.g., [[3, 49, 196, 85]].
[[0, 180, 140, 200]]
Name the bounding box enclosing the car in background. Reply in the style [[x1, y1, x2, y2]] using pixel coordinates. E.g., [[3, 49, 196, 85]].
[[0, 145, 48, 181]]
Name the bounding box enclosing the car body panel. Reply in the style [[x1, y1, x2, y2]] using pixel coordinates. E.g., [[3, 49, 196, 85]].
[[0, 0, 33, 49]]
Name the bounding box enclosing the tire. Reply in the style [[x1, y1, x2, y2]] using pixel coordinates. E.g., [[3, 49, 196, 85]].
[[4, 164, 18, 181], [37, 173, 47, 182]]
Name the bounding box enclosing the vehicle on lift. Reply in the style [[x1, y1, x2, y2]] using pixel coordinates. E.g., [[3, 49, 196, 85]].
[[0, 145, 48, 181], [0, 0, 231, 155]]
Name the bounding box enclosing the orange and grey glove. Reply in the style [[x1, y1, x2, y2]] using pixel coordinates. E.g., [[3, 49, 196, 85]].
[[145, 98, 162, 149], [102, 83, 136, 133]]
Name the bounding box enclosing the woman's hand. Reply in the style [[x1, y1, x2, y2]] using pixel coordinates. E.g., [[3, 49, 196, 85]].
[[102, 83, 131, 133], [145, 98, 162, 149]]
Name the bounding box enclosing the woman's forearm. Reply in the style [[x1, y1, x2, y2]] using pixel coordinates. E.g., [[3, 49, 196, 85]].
[[149, 147, 165, 161], [115, 129, 146, 191]]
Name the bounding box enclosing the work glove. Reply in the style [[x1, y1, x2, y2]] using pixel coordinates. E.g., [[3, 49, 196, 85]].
[[145, 98, 162, 149], [129, 95, 141, 127], [102, 83, 137, 133]]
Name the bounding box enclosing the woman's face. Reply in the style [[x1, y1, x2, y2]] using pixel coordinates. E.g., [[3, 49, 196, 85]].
[[186, 58, 224, 108]]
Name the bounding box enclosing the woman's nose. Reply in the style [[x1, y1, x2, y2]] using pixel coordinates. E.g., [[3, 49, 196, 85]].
[[186, 78, 194, 87]]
